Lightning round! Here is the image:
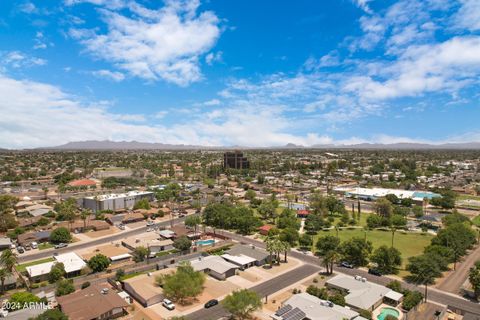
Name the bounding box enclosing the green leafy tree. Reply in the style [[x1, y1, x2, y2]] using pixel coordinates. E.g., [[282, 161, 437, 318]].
[[162, 261, 206, 304], [87, 254, 110, 272], [173, 236, 192, 252], [339, 237, 373, 267], [431, 223, 476, 269], [33, 309, 68, 320], [299, 234, 313, 251], [222, 289, 262, 320], [406, 255, 441, 302], [48, 263, 66, 283], [402, 291, 424, 311], [56, 279, 75, 296], [8, 292, 41, 311], [133, 246, 150, 262], [50, 227, 72, 244], [315, 235, 340, 274], [279, 227, 299, 246], [185, 215, 202, 235], [0, 268, 11, 293], [133, 198, 151, 210], [469, 261, 480, 299], [375, 198, 393, 218], [370, 245, 402, 274]]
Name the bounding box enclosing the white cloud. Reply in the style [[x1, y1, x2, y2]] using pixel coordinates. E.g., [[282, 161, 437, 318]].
[[92, 69, 125, 82], [205, 51, 223, 65], [1, 51, 47, 70], [18, 2, 38, 14], [352, 0, 373, 14], [454, 0, 480, 31], [69, 0, 221, 86], [343, 36, 480, 100]]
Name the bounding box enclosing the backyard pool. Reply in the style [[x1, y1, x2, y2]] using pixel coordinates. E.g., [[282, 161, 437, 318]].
[[195, 239, 215, 246], [377, 307, 400, 320]]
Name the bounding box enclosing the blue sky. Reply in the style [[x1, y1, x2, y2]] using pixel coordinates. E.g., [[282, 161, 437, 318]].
[[1, 0, 480, 148]]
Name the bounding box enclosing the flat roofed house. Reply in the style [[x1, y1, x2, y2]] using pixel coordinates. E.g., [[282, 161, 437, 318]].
[[326, 275, 403, 312], [17, 230, 51, 247], [26, 261, 55, 282], [0, 237, 12, 250], [57, 283, 128, 320], [122, 234, 173, 254], [272, 292, 360, 320], [54, 252, 87, 277], [227, 244, 270, 266], [122, 269, 172, 307], [190, 255, 238, 280]]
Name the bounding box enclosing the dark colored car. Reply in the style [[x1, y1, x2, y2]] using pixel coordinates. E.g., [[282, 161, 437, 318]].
[[204, 299, 219, 308], [340, 261, 354, 269], [368, 268, 382, 276]]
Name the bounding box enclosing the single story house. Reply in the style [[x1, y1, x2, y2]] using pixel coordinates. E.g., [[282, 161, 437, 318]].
[[58, 219, 110, 232], [190, 255, 238, 280], [226, 244, 270, 267], [26, 252, 86, 282], [272, 292, 361, 320], [122, 234, 174, 254], [57, 283, 128, 320], [326, 275, 403, 312], [17, 230, 51, 247], [81, 244, 132, 263], [0, 237, 13, 251], [122, 269, 172, 307]]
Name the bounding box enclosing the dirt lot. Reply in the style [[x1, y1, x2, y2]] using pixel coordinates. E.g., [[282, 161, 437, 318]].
[[84, 228, 119, 238]]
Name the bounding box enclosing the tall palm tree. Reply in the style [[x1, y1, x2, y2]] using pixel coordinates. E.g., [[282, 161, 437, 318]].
[[265, 238, 276, 267], [80, 209, 91, 231], [391, 227, 397, 248], [0, 249, 17, 273], [281, 241, 291, 263], [0, 268, 10, 293]]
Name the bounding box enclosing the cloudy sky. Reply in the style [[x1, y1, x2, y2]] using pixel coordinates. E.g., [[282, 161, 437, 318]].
[[1, 0, 480, 148]]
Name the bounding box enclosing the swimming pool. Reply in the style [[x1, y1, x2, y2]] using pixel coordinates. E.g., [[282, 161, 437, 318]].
[[377, 307, 400, 320], [195, 239, 215, 246], [413, 191, 441, 200]]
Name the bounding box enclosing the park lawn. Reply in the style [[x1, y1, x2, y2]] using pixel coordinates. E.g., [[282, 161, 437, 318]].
[[314, 229, 433, 271], [16, 257, 55, 273], [458, 194, 480, 201]]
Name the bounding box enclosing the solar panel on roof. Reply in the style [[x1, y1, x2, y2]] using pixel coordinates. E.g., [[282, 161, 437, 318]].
[[282, 307, 306, 320], [275, 304, 293, 316]]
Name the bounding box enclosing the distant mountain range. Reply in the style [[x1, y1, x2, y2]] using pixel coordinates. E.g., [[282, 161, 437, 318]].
[[28, 140, 480, 150]]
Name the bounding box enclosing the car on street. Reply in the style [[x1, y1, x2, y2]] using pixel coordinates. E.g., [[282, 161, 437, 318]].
[[118, 224, 125, 230], [204, 299, 218, 308], [162, 299, 175, 310], [368, 268, 382, 276], [146, 227, 153, 232], [54, 243, 68, 249], [340, 261, 354, 268], [146, 221, 154, 226]]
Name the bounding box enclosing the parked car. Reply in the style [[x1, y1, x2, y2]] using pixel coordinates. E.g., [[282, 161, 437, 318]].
[[146, 221, 154, 226], [146, 227, 153, 232], [24, 244, 31, 251], [54, 243, 68, 249], [204, 299, 218, 308], [30, 242, 38, 249], [16, 246, 25, 254], [162, 299, 175, 310], [340, 261, 354, 269], [118, 224, 125, 230], [368, 268, 382, 276]]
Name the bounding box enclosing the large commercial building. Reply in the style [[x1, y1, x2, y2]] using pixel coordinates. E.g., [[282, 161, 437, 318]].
[[224, 151, 249, 169], [81, 191, 155, 213], [334, 186, 440, 203]]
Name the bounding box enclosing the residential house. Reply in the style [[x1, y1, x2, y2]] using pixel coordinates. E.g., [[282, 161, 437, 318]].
[[57, 283, 128, 320], [17, 230, 51, 247], [326, 275, 403, 312], [225, 244, 270, 267], [190, 255, 238, 280]]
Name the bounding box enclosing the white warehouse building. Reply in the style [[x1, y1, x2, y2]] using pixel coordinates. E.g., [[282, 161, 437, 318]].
[[81, 191, 155, 212]]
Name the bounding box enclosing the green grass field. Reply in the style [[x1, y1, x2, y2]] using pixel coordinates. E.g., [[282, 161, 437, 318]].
[[314, 229, 433, 271], [16, 257, 55, 273], [38, 243, 53, 250]]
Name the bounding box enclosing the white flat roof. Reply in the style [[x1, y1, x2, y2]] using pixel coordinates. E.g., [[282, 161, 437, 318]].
[[221, 253, 256, 266], [191, 255, 238, 274], [385, 290, 404, 301], [110, 253, 132, 261], [84, 190, 153, 201], [54, 252, 87, 273], [26, 261, 55, 278]]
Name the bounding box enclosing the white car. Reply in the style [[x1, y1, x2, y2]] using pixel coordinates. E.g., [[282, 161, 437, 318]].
[[146, 227, 153, 232], [30, 242, 38, 249], [146, 221, 154, 226], [162, 299, 175, 310]]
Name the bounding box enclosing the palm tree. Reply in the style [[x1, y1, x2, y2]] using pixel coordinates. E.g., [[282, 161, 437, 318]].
[[0, 268, 10, 293], [0, 249, 17, 273], [391, 227, 397, 248], [265, 238, 276, 267], [80, 209, 91, 231], [281, 241, 291, 263]]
